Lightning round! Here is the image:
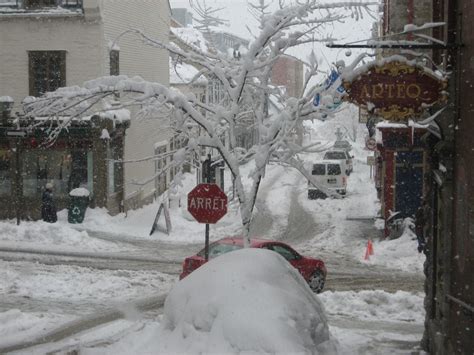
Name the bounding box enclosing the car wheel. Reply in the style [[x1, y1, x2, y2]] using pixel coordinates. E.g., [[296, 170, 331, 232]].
[[308, 269, 325, 293]]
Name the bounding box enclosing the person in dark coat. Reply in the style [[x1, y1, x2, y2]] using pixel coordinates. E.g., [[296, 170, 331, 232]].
[[41, 183, 57, 223]]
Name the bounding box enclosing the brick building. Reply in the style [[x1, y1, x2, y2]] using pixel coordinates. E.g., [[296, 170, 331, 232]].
[[270, 55, 304, 99]]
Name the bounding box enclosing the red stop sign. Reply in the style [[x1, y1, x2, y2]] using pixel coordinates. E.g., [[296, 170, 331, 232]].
[[188, 184, 228, 224]]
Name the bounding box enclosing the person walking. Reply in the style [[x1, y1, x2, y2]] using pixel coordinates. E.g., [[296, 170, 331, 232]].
[[41, 183, 57, 223]]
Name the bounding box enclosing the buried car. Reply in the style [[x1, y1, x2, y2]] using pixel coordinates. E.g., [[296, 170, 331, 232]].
[[180, 237, 327, 293]]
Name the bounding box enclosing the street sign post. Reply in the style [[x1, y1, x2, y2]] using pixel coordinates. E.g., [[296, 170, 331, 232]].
[[188, 183, 228, 260]]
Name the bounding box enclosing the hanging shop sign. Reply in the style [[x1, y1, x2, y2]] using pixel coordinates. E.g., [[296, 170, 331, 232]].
[[342, 59, 447, 121]]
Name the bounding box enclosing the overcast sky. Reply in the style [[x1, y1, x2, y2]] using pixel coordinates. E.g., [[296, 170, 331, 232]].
[[170, 0, 378, 76]]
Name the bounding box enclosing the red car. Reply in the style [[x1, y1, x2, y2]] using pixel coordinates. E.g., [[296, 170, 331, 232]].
[[180, 237, 327, 293]]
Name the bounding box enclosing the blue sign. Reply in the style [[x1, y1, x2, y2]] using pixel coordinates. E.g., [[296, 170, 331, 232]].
[[313, 69, 345, 107]]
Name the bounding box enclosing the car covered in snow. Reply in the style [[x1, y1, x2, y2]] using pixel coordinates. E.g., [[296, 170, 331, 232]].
[[180, 237, 327, 293], [323, 149, 353, 174], [308, 160, 347, 199]]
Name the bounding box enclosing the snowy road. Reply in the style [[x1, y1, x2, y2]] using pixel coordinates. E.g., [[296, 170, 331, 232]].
[[0, 132, 426, 353]]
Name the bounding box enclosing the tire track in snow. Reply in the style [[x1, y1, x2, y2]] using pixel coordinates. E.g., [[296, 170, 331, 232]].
[[0, 294, 166, 354]]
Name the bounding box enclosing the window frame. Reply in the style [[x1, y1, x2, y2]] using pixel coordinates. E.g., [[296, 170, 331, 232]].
[[28, 50, 66, 97]]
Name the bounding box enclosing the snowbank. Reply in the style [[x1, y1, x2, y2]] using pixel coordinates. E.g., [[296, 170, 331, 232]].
[[0, 260, 176, 303], [156, 248, 337, 353], [320, 290, 425, 323], [74, 172, 243, 243], [367, 227, 425, 273], [0, 220, 126, 253]]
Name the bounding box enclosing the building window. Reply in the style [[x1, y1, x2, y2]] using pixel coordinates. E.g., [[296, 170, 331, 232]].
[[25, 0, 56, 8], [0, 149, 11, 196], [110, 50, 120, 76], [29, 51, 66, 97], [22, 150, 72, 197]]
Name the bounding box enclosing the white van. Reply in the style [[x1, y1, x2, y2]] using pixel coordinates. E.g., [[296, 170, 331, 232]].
[[308, 160, 347, 199], [323, 149, 353, 175]]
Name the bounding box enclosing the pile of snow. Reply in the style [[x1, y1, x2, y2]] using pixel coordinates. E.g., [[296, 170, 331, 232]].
[[74, 172, 243, 243], [0, 220, 126, 253], [367, 226, 425, 273], [320, 290, 425, 323], [69, 187, 90, 197], [156, 248, 337, 353]]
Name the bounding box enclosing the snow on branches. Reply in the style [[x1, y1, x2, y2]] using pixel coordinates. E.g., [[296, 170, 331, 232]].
[[22, 0, 376, 242]]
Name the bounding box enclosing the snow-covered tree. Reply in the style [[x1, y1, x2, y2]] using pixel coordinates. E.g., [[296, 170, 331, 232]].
[[22, 0, 376, 245]]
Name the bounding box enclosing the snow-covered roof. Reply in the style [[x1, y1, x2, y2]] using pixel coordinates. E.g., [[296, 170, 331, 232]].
[[341, 54, 445, 82], [0, 5, 83, 17], [99, 108, 130, 122], [171, 27, 210, 53], [0, 96, 14, 103], [376, 120, 429, 130], [169, 58, 208, 86]]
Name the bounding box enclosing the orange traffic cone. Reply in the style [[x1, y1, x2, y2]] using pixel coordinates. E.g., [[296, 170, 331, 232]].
[[364, 239, 374, 260], [364, 242, 370, 260], [368, 239, 374, 256]]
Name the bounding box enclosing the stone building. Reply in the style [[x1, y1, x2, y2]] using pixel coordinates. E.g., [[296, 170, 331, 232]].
[[381, 0, 474, 353], [0, 0, 172, 219], [420, 0, 474, 353]]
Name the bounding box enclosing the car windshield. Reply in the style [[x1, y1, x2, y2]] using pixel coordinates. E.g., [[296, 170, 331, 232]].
[[198, 242, 243, 259], [312, 164, 326, 175], [324, 152, 346, 160], [327, 164, 341, 175]]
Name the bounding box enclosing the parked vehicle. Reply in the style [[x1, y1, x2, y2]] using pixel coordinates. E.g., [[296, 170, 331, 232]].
[[333, 140, 352, 152], [180, 237, 327, 293], [323, 149, 353, 174], [308, 160, 347, 199]]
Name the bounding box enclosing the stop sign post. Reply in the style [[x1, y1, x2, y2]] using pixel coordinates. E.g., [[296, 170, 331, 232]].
[[188, 183, 228, 260]]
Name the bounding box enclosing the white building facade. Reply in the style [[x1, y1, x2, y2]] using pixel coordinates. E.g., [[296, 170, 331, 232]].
[[0, 0, 173, 216]]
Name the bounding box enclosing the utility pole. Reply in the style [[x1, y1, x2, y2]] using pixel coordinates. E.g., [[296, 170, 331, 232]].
[[202, 153, 212, 261]]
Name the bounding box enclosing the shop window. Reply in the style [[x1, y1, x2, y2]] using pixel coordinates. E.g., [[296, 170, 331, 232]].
[[70, 150, 88, 190], [0, 149, 11, 196], [22, 150, 72, 197], [29, 51, 66, 97], [22, 149, 91, 197]]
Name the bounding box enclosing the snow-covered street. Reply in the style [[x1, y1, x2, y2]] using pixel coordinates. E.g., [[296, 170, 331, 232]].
[[0, 111, 427, 354]]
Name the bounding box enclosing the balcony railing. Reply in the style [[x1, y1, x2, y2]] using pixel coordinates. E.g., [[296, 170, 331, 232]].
[[0, 0, 82, 11]]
